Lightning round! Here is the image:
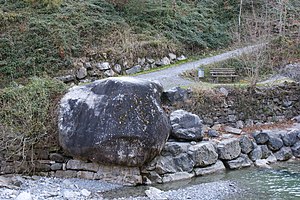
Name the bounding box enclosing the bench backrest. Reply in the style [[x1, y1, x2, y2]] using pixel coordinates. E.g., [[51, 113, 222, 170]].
[[210, 68, 236, 75]]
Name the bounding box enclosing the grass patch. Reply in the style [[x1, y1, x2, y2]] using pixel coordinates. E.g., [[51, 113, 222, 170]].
[[0, 77, 67, 171]]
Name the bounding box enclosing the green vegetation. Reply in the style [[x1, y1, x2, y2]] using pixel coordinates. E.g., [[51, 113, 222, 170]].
[[0, 0, 126, 86], [0, 0, 240, 86], [182, 36, 300, 86], [0, 77, 66, 165], [0, 0, 299, 169]]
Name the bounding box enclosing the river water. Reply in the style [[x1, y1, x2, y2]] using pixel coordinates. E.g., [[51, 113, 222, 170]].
[[227, 161, 300, 200], [103, 160, 300, 199]]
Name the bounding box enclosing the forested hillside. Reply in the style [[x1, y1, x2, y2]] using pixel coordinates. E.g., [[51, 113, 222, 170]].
[[0, 0, 299, 86]]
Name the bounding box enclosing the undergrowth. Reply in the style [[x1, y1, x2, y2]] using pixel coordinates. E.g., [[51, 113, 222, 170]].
[[0, 77, 66, 171], [0, 0, 237, 86]]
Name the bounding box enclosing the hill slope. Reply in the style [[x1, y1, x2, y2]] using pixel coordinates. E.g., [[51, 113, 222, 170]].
[[0, 0, 237, 86]]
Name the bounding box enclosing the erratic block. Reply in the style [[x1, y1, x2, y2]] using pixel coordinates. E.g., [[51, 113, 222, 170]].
[[58, 77, 171, 167]]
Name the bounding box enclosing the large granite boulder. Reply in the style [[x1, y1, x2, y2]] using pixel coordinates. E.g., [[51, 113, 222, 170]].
[[170, 110, 203, 141], [58, 77, 171, 167]]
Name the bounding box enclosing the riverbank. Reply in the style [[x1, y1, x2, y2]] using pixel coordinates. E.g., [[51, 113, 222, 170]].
[[0, 175, 242, 200], [1, 160, 299, 199]]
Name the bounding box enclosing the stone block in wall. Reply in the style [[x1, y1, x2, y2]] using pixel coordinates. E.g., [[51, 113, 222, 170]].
[[217, 138, 241, 160], [266, 153, 277, 163], [224, 154, 252, 170], [274, 147, 293, 161], [34, 162, 51, 172], [260, 145, 272, 159], [125, 65, 141, 75], [54, 170, 77, 178], [236, 120, 244, 129], [161, 142, 191, 157], [162, 172, 194, 183], [291, 141, 300, 158], [228, 115, 237, 123], [173, 154, 195, 172], [281, 130, 300, 147], [239, 136, 253, 154], [143, 171, 163, 184], [94, 165, 142, 186], [245, 119, 254, 127], [267, 137, 283, 151], [49, 153, 66, 163], [249, 145, 262, 161], [50, 163, 63, 171], [77, 171, 95, 179], [253, 132, 270, 145], [155, 154, 194, 174], [188, 142, 218, 167], [194, 160, 226, 176], [66, 160, 99, 172], [254, 159, 271, 168], [224, 126, 242, 135]]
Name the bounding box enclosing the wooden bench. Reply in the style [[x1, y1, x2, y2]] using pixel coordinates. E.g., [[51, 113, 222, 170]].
[[210, 68, 238, 83]]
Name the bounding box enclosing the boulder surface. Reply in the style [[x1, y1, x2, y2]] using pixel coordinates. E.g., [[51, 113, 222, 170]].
[[58, 77, 171, 167]]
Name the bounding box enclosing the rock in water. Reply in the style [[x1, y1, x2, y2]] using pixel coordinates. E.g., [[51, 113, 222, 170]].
[[58, 77, 171, 167]]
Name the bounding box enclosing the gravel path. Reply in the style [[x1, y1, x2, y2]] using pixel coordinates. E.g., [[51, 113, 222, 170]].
[[136, 44, 265, 89]]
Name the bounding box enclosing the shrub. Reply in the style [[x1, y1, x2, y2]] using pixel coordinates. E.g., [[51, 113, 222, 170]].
[[0, 77, 66, 171]]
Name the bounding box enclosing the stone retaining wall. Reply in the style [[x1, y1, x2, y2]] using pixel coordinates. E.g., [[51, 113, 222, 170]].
[[1, 126, 299, 185], [173, 82, 300, 128], [55, 53, 187, 84], [141, 127, 300, 184]]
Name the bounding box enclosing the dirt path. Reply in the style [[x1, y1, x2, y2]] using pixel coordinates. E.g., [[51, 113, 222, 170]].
[[136, 44, 264, 89]]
